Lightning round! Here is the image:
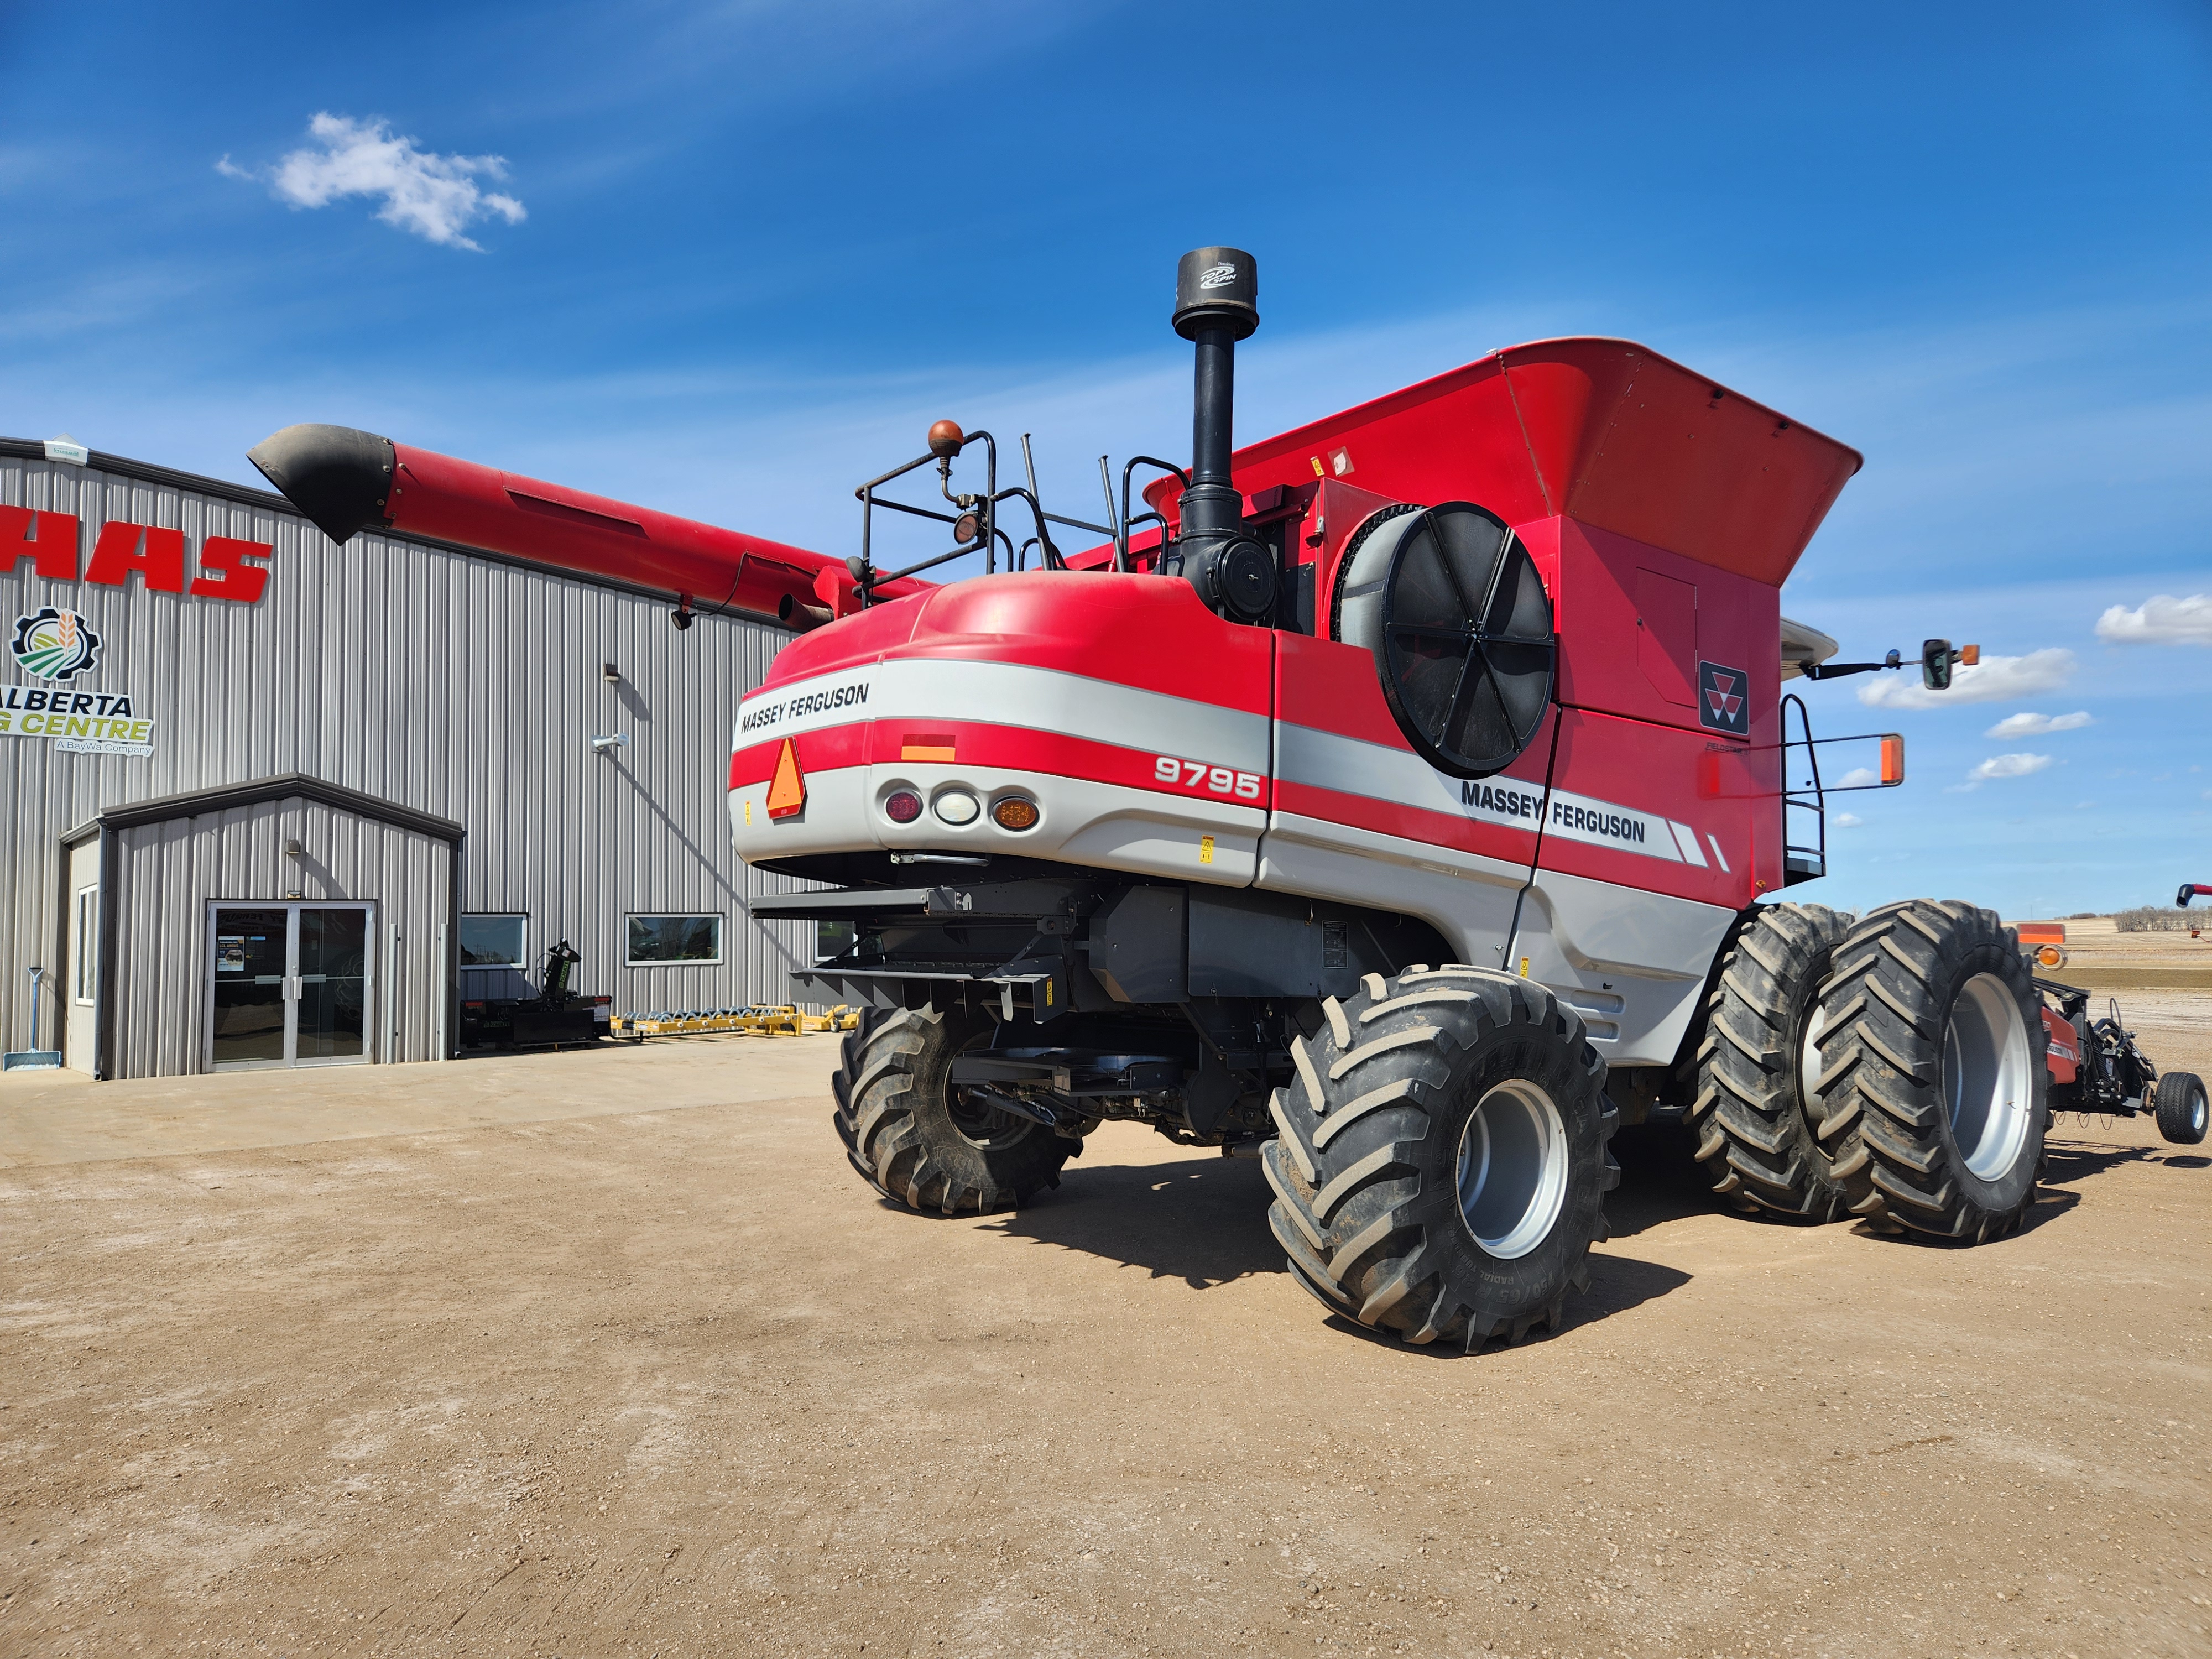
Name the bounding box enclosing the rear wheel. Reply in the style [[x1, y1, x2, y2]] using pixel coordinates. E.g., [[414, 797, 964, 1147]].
[[832, 1005, 1071, 1213], [1811, 901, 2048, 1240], [1262, 967, 1617, 1349], [2154, 1071, 2209, 1146], [1689, 902, 1851, 1220]]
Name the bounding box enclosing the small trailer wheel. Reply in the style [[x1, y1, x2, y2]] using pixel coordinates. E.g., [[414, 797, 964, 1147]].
[[2154, 1072, 2209, 1146]]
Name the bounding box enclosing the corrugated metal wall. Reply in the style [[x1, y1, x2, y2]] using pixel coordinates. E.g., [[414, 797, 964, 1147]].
[[1, 448, 817, 1071], [109, 796, 454, 1076]]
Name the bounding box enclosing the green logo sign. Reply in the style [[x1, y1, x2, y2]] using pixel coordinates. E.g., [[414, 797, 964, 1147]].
[[10, 607, 103, 681]]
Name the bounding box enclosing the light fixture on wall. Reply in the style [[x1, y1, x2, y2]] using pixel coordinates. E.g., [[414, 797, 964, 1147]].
[[602, 662, 620, 685], [589, 733, 630, 755], [284, 837, 304, 899]]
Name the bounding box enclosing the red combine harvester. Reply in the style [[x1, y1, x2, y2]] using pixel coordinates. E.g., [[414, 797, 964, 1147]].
[[252, 249, 2204, 1350]]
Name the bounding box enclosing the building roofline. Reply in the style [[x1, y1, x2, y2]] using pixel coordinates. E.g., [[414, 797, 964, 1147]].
[[81, 773, 466, 843], [0, 438, 799, 627]]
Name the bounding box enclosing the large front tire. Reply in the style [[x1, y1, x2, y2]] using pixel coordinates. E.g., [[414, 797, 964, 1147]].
[[832, 1005, 1071, 1214], [1811, 901, 2048, 1240], [1262, 968, 1617, 1349], [1689, 902, 1851, 1220]]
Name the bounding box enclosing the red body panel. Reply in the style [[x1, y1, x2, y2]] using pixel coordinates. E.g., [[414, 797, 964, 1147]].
[[1272, 630, 1551, 869], [734, 573, 1276, 804], [759, 570, 1276, 709], [1225, 338, 1861, 586], [2042, 1007, 2080, 1085], [379, 442, 930, 624]]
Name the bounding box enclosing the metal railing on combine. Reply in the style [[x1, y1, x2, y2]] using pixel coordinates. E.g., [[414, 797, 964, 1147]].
[[1778, 695, 1908, 888], [611, 1005, 862, 1040], [1780, 693, 1827, 885]]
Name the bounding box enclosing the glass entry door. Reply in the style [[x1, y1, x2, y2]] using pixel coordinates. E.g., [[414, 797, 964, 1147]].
[[208, 902, 374, 1070]]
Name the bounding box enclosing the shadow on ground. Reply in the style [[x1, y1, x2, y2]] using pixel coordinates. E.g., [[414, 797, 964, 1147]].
[[1606, 1120, 1720, 1238], [991, 1129, 1703, 1334], [990, 1152, 1282, 1287]]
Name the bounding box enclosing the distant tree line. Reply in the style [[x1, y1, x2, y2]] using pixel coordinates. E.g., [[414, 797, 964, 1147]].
[[2114, 907, 2199, 933]]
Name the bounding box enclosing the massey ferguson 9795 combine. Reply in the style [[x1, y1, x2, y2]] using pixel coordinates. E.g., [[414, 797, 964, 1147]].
[[252, 248, 2204, 1350]]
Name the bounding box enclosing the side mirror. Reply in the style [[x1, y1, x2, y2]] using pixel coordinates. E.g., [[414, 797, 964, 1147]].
[[1921, 638, 1952, 690], [1919, 639, 1980, 690]]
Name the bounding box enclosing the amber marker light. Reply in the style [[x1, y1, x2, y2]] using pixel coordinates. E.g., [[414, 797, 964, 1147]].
[[1880, 734, 1906, 785], [992, 796, 1040, 831]]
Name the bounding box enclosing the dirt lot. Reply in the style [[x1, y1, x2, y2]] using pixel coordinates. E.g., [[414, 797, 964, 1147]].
[[3, 980, 2209, 1658]]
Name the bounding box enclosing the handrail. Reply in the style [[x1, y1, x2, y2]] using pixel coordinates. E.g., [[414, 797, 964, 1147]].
[[1780, 692, 1825, 881]]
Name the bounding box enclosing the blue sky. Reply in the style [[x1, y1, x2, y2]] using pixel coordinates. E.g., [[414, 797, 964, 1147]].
[[6, 0, 2208, 918]]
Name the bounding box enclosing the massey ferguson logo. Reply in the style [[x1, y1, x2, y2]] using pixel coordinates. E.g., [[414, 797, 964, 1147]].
[[1698, 660, 1750, 738], [11, 607, 102, 681], [1198, 262, 1238, 290]]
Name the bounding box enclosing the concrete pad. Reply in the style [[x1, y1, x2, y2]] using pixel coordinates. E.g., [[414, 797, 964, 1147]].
[[0, 1034, 843, 1169]]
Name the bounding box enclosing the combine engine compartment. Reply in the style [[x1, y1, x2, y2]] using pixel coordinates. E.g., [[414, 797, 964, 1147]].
[[737, 249, 1865, 1146]]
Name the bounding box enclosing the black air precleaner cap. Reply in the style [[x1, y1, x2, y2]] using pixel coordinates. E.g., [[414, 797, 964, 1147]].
[[247, 423, 396, 545], [1173, 247, 1258, 342]]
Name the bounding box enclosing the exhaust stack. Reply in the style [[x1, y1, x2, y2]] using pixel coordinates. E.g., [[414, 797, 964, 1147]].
[[1171, 248, 1276, 624]]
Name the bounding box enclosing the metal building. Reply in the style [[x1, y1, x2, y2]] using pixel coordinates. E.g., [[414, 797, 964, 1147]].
[[2, 437, 811, 1078]]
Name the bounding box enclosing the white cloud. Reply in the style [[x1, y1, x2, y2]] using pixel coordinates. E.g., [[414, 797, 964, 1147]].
[[1832, 812, 1864, 827], [222, 113, 525, 251], [1837, 766, 1880, 788], [1856, 647, 2075, 709], [1983, 709, 2092, 739], [1969, 752, 2054, 781], [2095, 593, 2212, 646]]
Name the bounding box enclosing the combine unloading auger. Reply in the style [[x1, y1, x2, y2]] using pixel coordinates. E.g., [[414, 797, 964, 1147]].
[[247, 423, 932, 629]]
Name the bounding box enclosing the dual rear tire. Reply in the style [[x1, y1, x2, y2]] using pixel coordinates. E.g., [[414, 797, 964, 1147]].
[[1811, 901, 2048, 1240], [1689, 902, 1851, 1220]]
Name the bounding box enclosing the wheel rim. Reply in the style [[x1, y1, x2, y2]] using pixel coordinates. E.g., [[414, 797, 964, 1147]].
[[1942, 973, 2033, 1181], [1799, 998, 1829, 1106], [946, 1035, 1032, 1150], [2192, 1087, 2208, 1137], [1455, 1080, 1568, 1259]]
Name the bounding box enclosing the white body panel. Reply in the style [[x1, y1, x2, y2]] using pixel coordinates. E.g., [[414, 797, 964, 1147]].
[[732, 658, 1738, 1064], [732, 763, 1265, 888], [1507, 869, 1735, 1062]]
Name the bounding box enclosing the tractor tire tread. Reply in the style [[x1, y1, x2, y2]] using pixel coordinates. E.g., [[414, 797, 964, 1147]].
[[1689, 902, 1852, 1223]]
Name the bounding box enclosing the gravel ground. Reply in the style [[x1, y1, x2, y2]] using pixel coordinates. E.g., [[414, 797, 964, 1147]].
[[2, 1015, 2208, 1658]]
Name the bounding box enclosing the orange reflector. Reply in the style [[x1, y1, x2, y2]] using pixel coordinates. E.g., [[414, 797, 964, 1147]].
[[2036, 944, 2066, 969], [1879, 734, 1905, 786], [900, 732, 957, 762], [1960, 643, 1980, 666], [765, 738, 806, 818]]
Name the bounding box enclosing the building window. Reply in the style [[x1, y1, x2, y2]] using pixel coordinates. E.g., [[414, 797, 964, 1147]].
[[627, 914, 722, 966], [459, 914, 528, 969], [74, 885, 98, 1004]]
